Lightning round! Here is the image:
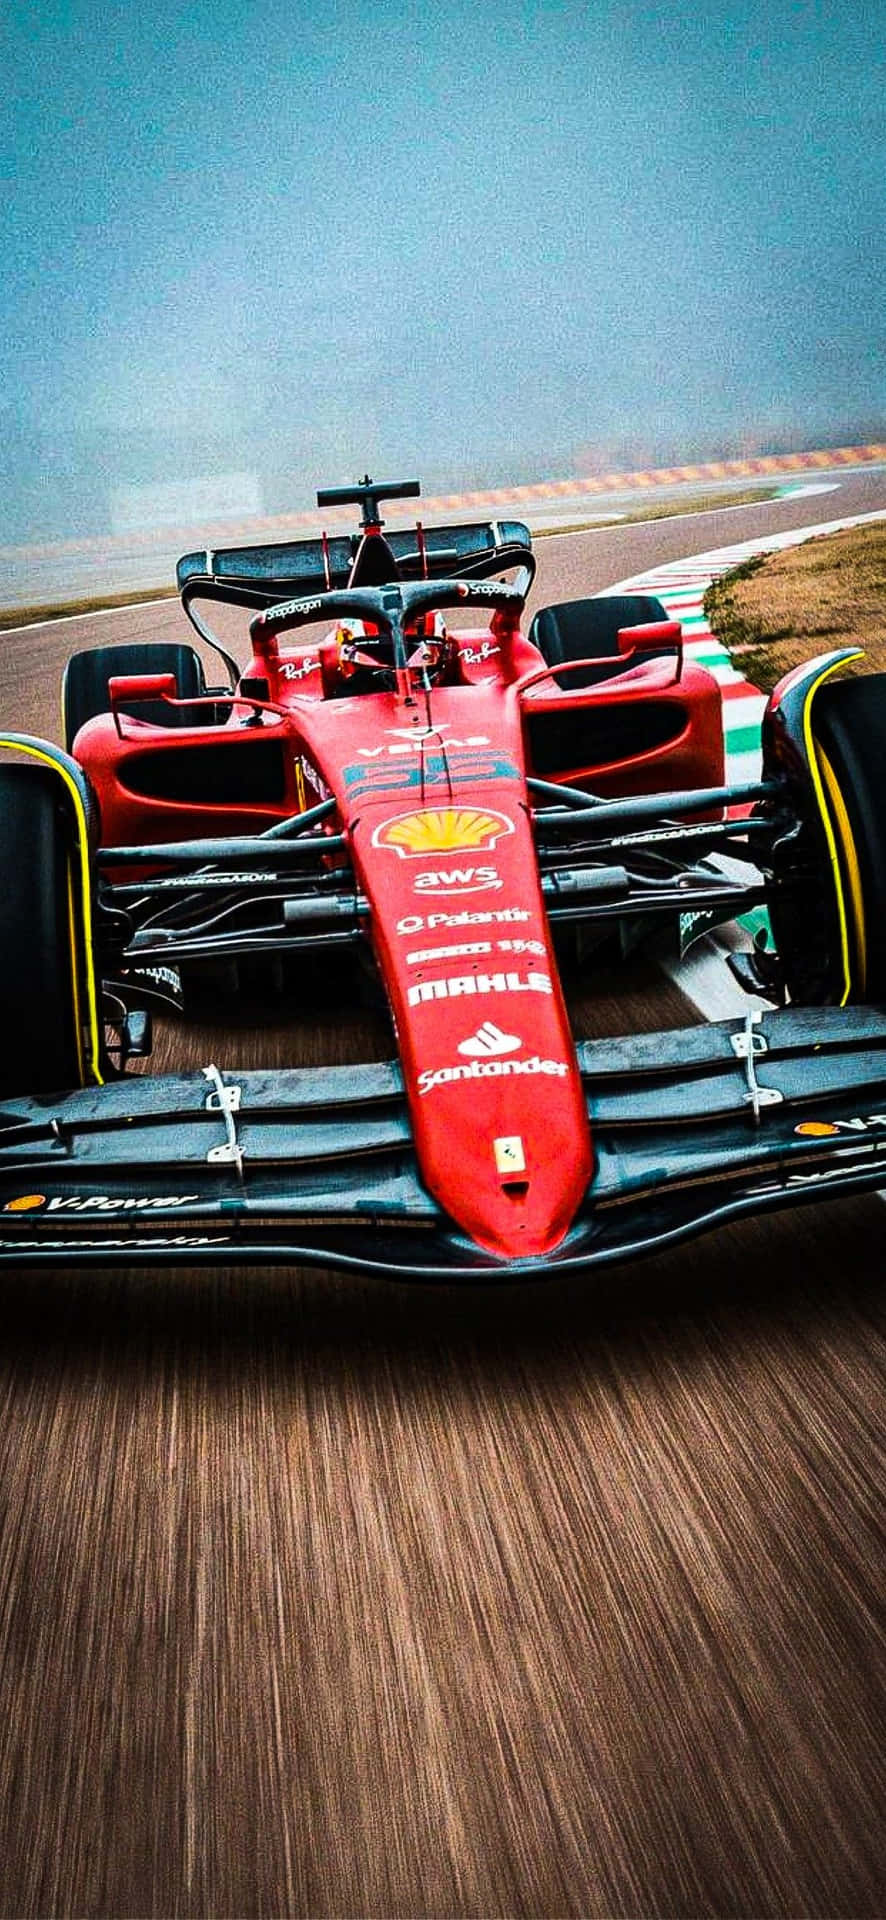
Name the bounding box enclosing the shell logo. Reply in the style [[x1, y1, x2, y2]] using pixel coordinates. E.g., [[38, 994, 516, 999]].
[[372, 807, 514, 859], [3, 1194, 46, 1212], [794, 1122, 839, 1138]]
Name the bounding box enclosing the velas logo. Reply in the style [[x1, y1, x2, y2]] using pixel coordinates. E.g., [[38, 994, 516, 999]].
[[457, 1023, 521, 1058], [357, 727, 490, 758], [372, 807, 514, 859]]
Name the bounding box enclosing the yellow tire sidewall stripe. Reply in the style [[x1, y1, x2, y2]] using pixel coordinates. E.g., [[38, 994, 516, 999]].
[[801, 650, 864, 1006], [0, 739, 103, 1084], [818, 743, 868, 997], [65, 859, 87, 1083]]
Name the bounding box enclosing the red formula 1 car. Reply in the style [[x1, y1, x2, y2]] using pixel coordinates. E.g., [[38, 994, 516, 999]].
[[2, 475, 886, 1278]]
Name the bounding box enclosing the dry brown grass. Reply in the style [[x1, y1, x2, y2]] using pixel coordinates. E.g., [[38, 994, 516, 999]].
[[705, 521, 886, 690], [0, 584, 175, 629]]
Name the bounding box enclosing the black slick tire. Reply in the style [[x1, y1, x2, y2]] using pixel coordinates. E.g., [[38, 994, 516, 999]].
[[529, 594, 671, 687], [812, 674, 886, 1000], [0, 763, 88, 1096], [63, 642, 207, 750]]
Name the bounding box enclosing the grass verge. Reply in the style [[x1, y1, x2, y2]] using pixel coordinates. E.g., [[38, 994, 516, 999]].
[[0, 585, 175, 630], [704, 521, 886, 691]]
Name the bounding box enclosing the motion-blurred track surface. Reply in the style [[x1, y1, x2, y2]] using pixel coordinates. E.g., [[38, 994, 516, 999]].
[[0, 491, 884, 1917]]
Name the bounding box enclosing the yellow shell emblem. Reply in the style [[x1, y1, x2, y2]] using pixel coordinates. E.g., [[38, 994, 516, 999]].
[[374, 807, 514, 857]]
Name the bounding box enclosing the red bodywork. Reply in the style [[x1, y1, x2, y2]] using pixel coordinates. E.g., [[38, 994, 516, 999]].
[[74, 604, 724, 1260]]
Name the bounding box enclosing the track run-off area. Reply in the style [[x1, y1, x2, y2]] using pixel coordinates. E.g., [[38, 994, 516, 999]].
[[0, 470, 885, 1917]]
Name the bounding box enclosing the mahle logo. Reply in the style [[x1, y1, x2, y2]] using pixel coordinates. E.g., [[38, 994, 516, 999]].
[[372, 806, 514, 859], [407, 970, 551, 1008]]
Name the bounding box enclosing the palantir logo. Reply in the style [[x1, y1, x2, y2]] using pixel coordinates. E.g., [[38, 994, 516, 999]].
[[457, 1023, 521, 1058]]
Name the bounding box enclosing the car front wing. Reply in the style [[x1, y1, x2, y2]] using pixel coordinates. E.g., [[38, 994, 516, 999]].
[[1, 1007, 885, 1279]]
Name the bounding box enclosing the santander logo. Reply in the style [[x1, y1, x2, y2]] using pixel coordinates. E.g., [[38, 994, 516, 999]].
[[457, 1023, 521, 1058]]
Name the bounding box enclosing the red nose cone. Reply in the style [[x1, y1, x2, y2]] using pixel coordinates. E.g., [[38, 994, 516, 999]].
[[402, 1035, 592, 1259], [300, 688, 594, 1260], [354, 789, 592, 1258]]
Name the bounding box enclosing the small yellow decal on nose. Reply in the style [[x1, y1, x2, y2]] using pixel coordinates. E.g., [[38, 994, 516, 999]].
[[494, 1137, 526, 1176]]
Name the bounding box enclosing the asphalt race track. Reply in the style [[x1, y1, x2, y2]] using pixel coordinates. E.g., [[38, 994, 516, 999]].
[[0, 476, 885, 1917]]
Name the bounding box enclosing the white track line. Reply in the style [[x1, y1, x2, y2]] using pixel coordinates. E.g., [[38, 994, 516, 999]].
[[534, 488, 828, 543], [778, 482, 841, 498], [604, 505, 886, 599]]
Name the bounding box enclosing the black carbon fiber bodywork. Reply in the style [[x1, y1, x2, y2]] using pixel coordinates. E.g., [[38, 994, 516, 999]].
[[1, 1007, 885, 1279]]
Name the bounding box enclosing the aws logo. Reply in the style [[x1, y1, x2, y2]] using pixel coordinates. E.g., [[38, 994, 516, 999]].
[[412, 865, 502, 894], [372, 806, 514, 859]]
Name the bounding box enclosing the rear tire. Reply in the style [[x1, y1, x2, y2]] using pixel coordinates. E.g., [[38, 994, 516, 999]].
[[811, 674, 886, 1000], [0, 764, 89, 1095], [63, 642, 207, 750], [529, 593, 670, 687]]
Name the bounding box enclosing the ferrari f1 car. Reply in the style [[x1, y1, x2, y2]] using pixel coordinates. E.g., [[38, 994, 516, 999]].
[[2, 475, 886, 1278]]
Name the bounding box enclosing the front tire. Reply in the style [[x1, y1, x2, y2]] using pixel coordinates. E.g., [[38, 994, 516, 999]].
[[528, 593, 671, 687], [0, 764, 92, 1095], [63, 641, 208, 750], [811, 674, 886, 1001]]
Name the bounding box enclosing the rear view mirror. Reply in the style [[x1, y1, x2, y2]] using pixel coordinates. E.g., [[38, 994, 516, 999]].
[[617, 619, 682, 654], [108, 673, 178, 706]]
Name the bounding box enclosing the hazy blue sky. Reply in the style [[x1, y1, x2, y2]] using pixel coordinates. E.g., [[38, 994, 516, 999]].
[[3, 1, 885, 536]]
